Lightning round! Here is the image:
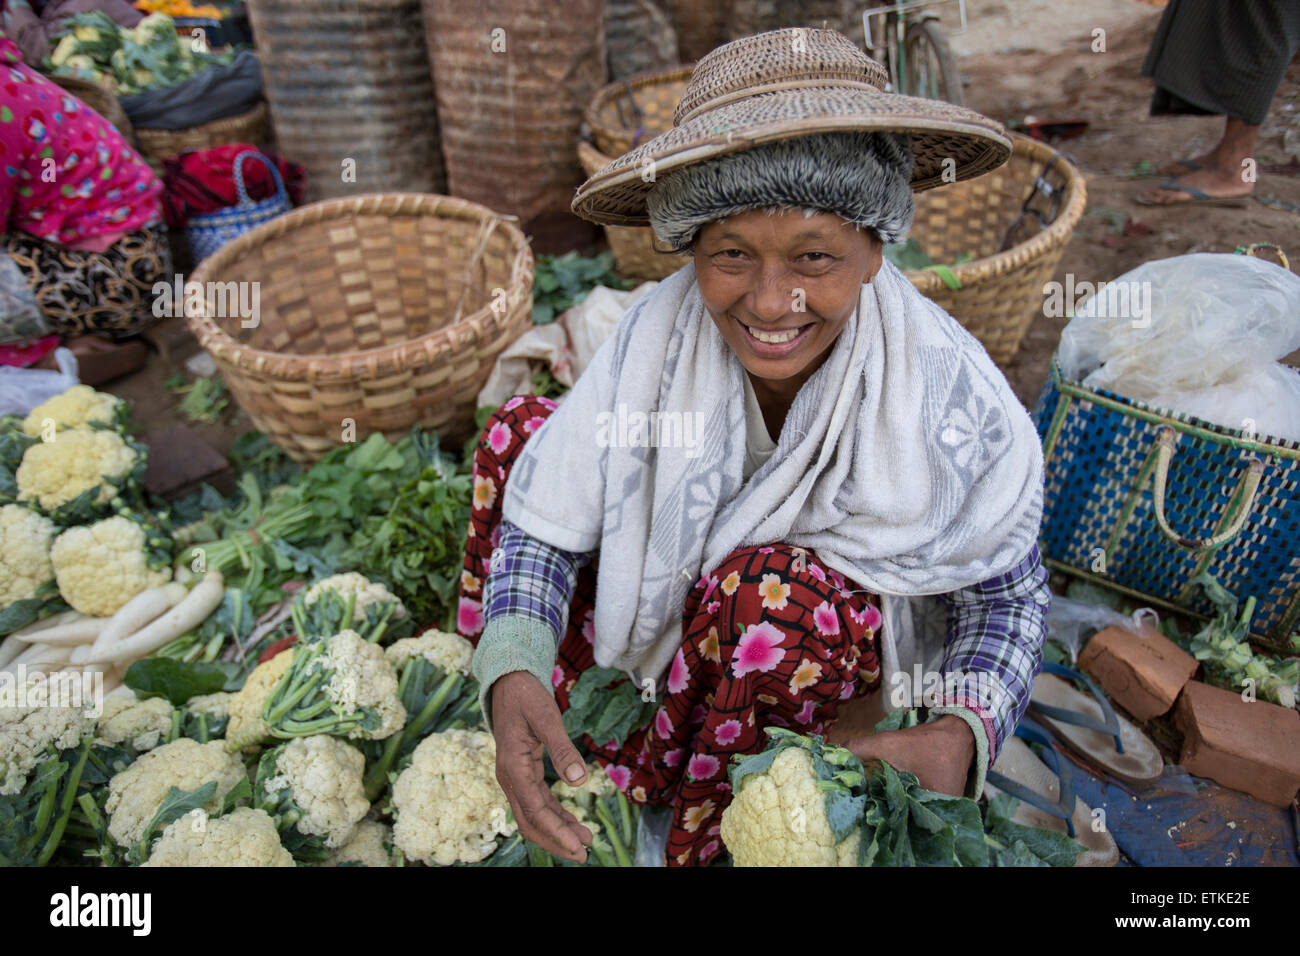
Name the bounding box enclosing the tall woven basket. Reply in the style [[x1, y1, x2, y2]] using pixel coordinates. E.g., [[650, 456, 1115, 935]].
[[247, 0, 446, 203], [906, 133, 1086, 366], [184, 193, 534, 464], [135, 101, 271, 172], [422, 0, 606, 226]]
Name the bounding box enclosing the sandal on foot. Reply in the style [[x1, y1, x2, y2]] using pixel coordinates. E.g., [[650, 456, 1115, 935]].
[[1140, 157, 1201, 178], [985, 718, 1119, 867], [1028, 662, 1165, 789], [1134, 179, 1249, 207]]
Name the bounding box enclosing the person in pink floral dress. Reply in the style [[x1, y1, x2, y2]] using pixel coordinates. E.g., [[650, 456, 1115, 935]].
[[0, 28, 168, 342]]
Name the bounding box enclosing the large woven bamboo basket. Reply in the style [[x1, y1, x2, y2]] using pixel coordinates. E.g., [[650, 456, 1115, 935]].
[[578, 139, 690, 280], [584, 64, 694, 157], [184, 193, 534, 464], [247, 0, 445, 203], [906, 133, 1087, 366], [423, 0, 607, 226], [135, 101, 270, 171]]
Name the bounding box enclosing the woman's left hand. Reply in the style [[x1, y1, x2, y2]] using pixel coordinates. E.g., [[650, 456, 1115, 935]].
[[836, 715, 975, 797]]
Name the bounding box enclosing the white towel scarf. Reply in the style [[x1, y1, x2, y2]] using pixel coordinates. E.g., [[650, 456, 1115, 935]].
[[502, 259, 1043, 695]]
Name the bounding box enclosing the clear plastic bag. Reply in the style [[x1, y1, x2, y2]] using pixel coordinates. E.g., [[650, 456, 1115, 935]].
[[1046, 595, 1160, 663], [0, 348, 79, 416], [1057, 253, 1300, 439]]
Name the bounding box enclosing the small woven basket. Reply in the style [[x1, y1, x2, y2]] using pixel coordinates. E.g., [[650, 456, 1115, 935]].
[[185, 150, 292, 263], [906, 133, 1087, 366], [135, 101, 271, 171], [584, 64, 694, 157], [185, 193, 534, 463], [578, 139, 690, 281]]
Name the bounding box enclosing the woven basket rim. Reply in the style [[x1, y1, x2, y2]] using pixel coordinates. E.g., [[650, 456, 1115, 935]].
[[1049, 358, 1300, 455], [905, 133, 1087, 291], [184, 191, 534, 383], [135, 99, 268, 137], [584, 63, 696, 144]]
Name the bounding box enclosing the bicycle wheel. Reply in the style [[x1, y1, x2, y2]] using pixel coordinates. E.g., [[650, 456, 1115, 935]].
[[902, 18, 965, 106]]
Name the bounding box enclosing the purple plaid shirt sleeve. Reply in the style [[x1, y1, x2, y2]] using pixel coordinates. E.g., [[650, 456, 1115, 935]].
[[934, 542, 1051, 764], [482, 520, 589, 644]]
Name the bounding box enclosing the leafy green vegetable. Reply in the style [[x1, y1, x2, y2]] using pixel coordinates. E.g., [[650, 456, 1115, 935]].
[[168, 376, 228, 424], [532, 250, 634, 324], [562, 666, 657, 750], [1179, 574, 1297, 708], [0, 736, 94, 866], [883, 239, 972, 289], [123, 658, 243, 705]]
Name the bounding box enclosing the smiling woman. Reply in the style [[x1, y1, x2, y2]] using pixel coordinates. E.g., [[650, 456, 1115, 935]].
[[460, 27, 1053, 867], [693, 208, 881, 435]]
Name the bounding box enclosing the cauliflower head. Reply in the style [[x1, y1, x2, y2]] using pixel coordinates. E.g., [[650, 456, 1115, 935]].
[[384, 629, 473, 676], [104, 738, 248, 848], [0, 674, 93, 795], [95, 693, 174, 751], [15, 427, 137, 512], [0, 504, 55, 606], [50, 515, 170, 617], [225, 649, 295, 752], [391, 729, 515, 866], [304, 572, 407, 624], [719, 746, 861, 867], [142, 807, 295, 867], [324, 819, 398, 867], [261, 735, 369, 850], [22, 385, 122, 437], [186, 692, 231, 722], [318, 629, 405, 740]]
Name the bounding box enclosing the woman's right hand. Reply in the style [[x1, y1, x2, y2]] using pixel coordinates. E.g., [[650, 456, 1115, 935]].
[[491, 671, 594, 863]]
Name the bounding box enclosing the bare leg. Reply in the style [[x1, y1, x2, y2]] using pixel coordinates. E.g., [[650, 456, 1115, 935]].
[[1139, 116, 1258, 204]]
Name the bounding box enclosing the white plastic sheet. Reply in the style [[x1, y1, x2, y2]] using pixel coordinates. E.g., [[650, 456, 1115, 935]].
[[0, 348, 78, 417], [1057, 253, 1300, 441]]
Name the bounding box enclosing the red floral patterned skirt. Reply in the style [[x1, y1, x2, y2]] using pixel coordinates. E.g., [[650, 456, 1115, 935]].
[[459, 396, 883, 866]]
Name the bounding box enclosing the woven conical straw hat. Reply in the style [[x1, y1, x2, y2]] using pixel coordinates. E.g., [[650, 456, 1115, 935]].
[[572, 27, 1012, 226]]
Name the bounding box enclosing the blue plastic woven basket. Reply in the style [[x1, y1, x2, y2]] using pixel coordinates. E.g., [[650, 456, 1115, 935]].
[[185, 150, 290, 264], [1034, 360, 1300, 648]]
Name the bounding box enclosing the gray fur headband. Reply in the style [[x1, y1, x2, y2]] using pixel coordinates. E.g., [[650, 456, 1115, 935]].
[[646, 131, 915, 250]]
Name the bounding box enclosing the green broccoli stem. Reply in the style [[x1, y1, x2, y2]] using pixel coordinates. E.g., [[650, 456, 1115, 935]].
[[168, 709, 183, 743], [194, 712, 210, 744], [342, 592, 357, 632], [593, 800, 632, 867], [275, 713, 364, 737], [363, 670, 462, 801], [291, 695, 334, 720], [37, 739, 92, 867], [588, 837, 618, 868], [526, 842, 554, 867], [364, 601, 397, 644], [265, 669, 324, 724], [616, 790, 635, 848]]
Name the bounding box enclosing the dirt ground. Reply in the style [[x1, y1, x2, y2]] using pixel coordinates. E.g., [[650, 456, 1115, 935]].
[[112, 0, 1300, 440], [950, 0, 1300, 406]]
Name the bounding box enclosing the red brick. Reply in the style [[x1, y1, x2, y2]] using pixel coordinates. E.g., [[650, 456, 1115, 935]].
[[1079, 624, 1198, 720], [1173, 681, 1300, 808]]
